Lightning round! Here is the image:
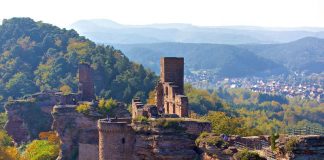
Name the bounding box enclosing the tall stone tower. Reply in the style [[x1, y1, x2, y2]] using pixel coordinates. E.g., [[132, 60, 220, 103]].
[[160, 57, 184, 94], [78, 63, 95, 101], [98, 119, 135, 160], [156, 57, 188, 117]]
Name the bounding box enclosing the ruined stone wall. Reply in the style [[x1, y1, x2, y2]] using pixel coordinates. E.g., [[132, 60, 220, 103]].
[[156, 57, 188, 117], [160, 83, 188, 117], [98, 119, 135, 160], [180, 120, 211, 135], [155, 82, 164, 111], [131, 98, 143, 119], [52, 105, 100, 160], [160, 57, 184, 94], [98, 118, 211, 160], [175, 95, 188, 117], [79, 63, 95, 101]]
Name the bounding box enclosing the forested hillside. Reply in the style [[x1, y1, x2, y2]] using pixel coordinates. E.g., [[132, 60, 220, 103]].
[[115, 43, 287, 77], [0, 18, 157, 104], [184, 85, 324, 136], [240, 37, 324, 73], [116, 37, 324, 76]]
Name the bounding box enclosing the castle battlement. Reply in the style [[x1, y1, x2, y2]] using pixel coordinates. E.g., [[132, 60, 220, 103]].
[[98, 119, 132, 133]]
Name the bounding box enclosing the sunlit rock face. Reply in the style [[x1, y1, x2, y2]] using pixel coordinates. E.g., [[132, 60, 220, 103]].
[[278, 135, 324, 160], [5, 92, 80, 144]]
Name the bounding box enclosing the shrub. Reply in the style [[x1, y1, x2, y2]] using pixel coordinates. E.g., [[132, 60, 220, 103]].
[[270, 133, 279, 150], [0, 146, 20, 160], [234, 149, 265, 160], [59, 85, 72, 95], [22, 140, 59, 160], [76, 103, 91, 114], [0, 130, 14, 147], [285, 137, 299, 153], [98, 98, 118, 116], [134, 116, 149, 123], [39, 131, 60, 144], [195, 133, 228, 148], [156, 119, 185, 131]]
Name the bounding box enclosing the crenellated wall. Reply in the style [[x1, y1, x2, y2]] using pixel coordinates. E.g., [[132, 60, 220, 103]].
[[98, 119, 135, 160]]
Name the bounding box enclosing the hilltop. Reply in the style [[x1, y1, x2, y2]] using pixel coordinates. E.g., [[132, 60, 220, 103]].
[[0, 18, 157, 104]]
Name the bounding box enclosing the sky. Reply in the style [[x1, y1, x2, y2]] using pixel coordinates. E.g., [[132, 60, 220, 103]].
[[0, 0, 323, 28]]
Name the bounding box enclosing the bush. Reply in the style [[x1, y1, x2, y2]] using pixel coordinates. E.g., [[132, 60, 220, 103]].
[[270, 133, 279, 150], [76, 103, 91, 114], [156, 119, 186, 131], [22, 140, 59, 160], [98, 98, 118, 116], [59, 85, 72, 95], [285, 137, 299, 153], [39, 131, 60, 144], [0, 131, 14, 147], [234, 149, 265, 160], [134, 116, 149, 123], [0, 146, 20, 160], [195, 133, 228, 148]]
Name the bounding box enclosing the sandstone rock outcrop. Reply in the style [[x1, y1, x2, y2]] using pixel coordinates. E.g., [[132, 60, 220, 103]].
[[52, 102, 131, 160], [52, 105, 101, 160], [98, 118, 211, 160], [4, 92, 80, 143], [278, 135, 324, 160]]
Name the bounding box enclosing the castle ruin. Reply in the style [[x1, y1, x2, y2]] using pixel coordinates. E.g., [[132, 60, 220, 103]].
[[79, 63, 95, 101], [98, 57, 211, 160], [132, 57, 189, 119], [98, 118, 135, 160]]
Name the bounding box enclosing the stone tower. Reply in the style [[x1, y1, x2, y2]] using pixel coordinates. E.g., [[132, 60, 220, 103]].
[[98, 119, 135, 160], [160, 57, 184, 94], [156, 57, 188, 117], [78, 63, 95, 101]]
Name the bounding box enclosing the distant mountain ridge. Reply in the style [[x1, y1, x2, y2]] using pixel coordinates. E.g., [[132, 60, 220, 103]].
[[115, 37, 324, 76], [71, 19, 324, 44], [239, 37, 324, 73], [114, 43, 288, 77]]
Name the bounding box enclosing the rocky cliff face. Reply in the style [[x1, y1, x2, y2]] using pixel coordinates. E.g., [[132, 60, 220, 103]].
[[52, 102, 131, 160], [133, 123, 202, 160], [52, 105, 101, 160], [4, 92, 80, 143], [98, 119, 211, 160], [278, 135, 324, 160]]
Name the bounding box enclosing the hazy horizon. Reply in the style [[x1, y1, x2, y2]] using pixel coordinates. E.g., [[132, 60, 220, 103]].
[[0, 0, 323, 29]]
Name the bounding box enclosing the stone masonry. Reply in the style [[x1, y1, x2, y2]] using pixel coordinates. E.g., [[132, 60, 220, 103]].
[[79, 63, 95, 101], [156, 57, 188, 117]]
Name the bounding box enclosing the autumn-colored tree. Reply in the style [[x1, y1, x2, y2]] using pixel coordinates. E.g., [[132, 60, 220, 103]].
[[39, 131, 60, 144], [98, 98, 118, 115], [22, 140, 59, 160], [0, 146, 20, 160], [0, 131, 19, 160], [146, 90, 156, 105], [59, 85, 72, 95]]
